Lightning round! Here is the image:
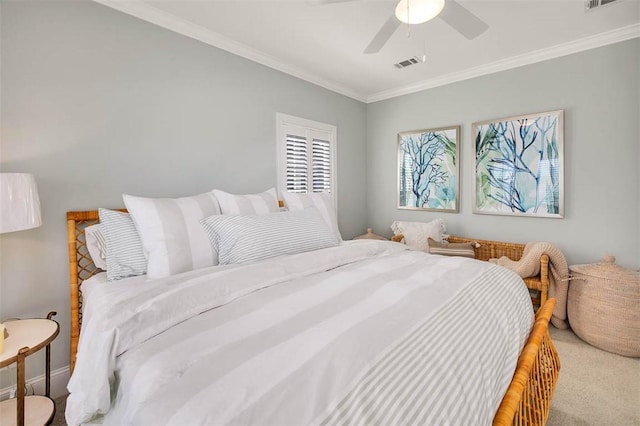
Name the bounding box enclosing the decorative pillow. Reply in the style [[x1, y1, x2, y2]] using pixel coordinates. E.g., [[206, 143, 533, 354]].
[[200, 208, 339, 265], [390, 219, 447, 251], [427, 237, 477, 258], [98, 209, 147, 281], [281, 192, 342, 241], [212, 188, 279, 215], [123, 192, 221, 279], [85, 224, 107, 270]]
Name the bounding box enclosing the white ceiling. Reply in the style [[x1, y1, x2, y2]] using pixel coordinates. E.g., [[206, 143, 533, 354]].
[[97, 0, 640, 102]]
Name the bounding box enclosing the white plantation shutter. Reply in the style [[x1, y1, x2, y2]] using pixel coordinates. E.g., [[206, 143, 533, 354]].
[[312, 138, 331, 193], [277, 114, 336, 204], [286, 134, 309, 193]]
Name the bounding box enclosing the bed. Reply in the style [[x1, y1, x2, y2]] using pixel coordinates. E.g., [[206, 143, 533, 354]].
[[66, 209, 560, 426]]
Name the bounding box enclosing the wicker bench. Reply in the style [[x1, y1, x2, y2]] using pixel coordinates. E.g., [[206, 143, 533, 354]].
[[391, 234, 550, 309]]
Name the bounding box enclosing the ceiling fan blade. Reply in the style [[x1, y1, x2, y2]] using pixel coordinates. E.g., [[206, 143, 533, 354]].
[[364, 14, 401, 54], [438, 0, 488, 40]]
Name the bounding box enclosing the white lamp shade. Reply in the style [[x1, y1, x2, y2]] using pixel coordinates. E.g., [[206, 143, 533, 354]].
[[0, 173, 42, 233], [395, 0, 445, 24]]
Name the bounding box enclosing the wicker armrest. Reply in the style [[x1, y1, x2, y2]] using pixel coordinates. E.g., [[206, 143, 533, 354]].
[[524, 254, 549, 307]]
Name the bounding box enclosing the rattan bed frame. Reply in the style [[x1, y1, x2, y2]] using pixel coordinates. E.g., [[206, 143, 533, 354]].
[[67, 210, 560, 425]]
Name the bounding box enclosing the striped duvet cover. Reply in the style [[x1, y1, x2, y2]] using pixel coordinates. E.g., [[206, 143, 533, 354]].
[[66, 240, 534, 426]]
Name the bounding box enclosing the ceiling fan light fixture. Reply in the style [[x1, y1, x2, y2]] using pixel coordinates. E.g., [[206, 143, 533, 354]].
[[395, 0, 445, 24]]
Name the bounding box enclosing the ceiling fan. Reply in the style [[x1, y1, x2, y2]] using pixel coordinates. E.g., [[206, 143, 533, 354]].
[[310, 0, 488, 54]]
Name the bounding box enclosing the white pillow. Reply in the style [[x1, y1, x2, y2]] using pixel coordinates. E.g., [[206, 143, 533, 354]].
[[98, 209, 147, 281], [200, 208, 339, 265], [85, 224, 107, 270], [123, 192, 221, 279], [390, 219, 447, 251], [281, 192, 342, 241], [212, 188, 279, 215]]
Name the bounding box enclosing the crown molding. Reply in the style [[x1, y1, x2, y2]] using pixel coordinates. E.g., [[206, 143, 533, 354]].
[[93, 0, 368, 103], [367, 23, 640, 103], [94, 1, 638, 105]]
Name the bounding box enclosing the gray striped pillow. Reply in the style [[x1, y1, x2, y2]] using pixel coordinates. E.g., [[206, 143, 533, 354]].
[[123, 192, 222, 278], [427, 238, 476, 258], [200, 208, 339, 265], [212, 188, 279, 215], [281, 192, 342, 241], [98, 209, 147, 281]]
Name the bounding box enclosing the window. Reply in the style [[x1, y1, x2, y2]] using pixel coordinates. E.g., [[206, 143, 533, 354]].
[[276, 113, 337, 203]]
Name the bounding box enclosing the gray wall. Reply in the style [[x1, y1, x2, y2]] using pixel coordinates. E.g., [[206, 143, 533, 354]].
[[0, 1, 366, 378], [366, 39, 639, 270]]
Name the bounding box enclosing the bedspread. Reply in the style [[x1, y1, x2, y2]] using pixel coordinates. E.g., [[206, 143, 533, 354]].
[[66, 241, 534, 426]]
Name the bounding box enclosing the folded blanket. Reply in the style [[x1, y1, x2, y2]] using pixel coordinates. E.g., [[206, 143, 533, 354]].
[[489, 242, 570, 329]]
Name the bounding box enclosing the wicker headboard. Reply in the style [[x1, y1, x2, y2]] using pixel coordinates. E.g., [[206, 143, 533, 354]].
[[66, 210, 123, 372]]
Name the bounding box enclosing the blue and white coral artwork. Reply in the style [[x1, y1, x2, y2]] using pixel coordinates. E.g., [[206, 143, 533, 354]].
[[474, 110, 564, 218], [398, 126, 459, 212]]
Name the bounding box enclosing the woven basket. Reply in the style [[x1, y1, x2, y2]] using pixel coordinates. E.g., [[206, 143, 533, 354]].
[[568, 256, 640, 357]]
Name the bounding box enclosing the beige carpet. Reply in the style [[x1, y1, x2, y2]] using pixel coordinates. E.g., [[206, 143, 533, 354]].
[[50, 328, 639, 425], [547, 327, 640, 426]]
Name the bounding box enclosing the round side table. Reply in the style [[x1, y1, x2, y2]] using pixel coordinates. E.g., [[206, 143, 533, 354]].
[[0, 312, 59, 426]]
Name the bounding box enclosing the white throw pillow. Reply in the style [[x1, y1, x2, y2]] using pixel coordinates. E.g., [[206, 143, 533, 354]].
[[281, 192, 342, 241], [212, 188, 279, 215], [201, 208, 338, 265], [84, 224, 107, 270], [123, 192, 221, 279], [390, 219, 447, 251]]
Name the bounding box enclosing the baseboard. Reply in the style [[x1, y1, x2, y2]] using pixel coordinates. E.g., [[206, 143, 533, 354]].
[[0, 365, 69, 400]]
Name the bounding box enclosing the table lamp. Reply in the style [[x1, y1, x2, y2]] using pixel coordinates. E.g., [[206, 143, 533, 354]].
[[0, 173, 42, 352], [0, 173, 42, 233]]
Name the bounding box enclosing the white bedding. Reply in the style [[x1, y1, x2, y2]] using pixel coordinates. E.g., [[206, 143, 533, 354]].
[[67, 240, 534, 426]]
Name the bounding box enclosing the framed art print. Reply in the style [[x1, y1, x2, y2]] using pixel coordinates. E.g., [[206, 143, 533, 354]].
[[473, 110, 564, 218], [398, 125, 459, 212]]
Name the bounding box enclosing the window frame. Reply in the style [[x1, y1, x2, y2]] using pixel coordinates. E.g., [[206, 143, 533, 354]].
[[276, 113, 337, 209]]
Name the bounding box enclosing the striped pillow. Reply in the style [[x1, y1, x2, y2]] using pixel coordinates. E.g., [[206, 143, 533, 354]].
[[281, 192, 342, 241], [200, 208, 339, 265], [212, 188, 279, 215], [123, 192, 222, 278], [427, 238, 476, 258], [98, 209, 147, 281]]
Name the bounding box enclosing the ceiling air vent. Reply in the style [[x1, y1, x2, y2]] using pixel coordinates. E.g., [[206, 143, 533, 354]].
[[394, 56, 425, 69], [585, 0, 618, 10]]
